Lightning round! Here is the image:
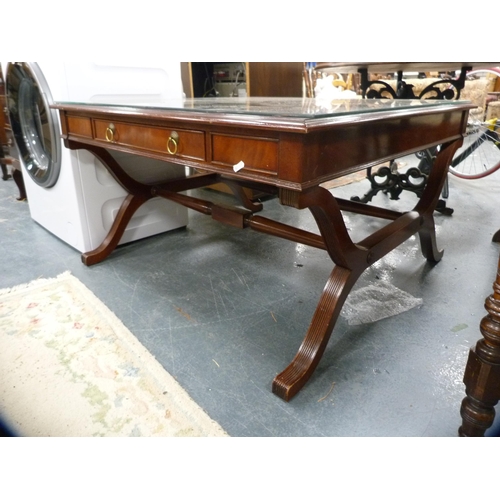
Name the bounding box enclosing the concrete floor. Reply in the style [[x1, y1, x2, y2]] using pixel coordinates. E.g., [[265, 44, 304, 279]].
[[1, 158, 500, 437]]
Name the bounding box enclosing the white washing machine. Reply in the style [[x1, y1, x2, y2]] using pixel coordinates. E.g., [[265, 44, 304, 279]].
[[4, 62, 188, 252]]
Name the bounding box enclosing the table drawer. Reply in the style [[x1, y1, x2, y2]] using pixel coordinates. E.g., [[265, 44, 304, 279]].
[[211, 133, 278, 175], [93, 120, 206, 161], [67, 116, 93, 138]]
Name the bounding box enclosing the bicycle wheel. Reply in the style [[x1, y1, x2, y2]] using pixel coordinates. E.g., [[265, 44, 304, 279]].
[[448, 68, 500, 179], [449, 118, 500, 179]]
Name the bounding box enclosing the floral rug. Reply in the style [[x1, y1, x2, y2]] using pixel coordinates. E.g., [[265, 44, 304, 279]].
[[0, 272, 227, 437]]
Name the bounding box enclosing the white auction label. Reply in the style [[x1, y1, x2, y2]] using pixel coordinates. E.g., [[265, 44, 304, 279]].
[[233, 161, 245, 172]]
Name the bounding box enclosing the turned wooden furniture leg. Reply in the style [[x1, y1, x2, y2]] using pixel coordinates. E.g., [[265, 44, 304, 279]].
[[459, 253, 500, 436], [1, 163, 9, 180], [12, 168, 27, 201], [0, 150, 10, 180]]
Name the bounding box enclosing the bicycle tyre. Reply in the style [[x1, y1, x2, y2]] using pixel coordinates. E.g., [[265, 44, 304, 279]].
[[449, 118, 500, 179]]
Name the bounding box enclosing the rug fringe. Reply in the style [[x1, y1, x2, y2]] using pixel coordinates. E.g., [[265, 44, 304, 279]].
[[0, 271, 73, 296]]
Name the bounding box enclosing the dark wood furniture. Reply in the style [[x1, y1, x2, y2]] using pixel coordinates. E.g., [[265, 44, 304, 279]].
[[1, 66, 26, 200], [460, 233, 500, 436], [53, 97, 472, 402], [0, 67, 11, 181]]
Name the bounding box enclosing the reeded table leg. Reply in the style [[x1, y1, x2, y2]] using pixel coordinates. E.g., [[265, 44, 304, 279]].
[[273, 265, 361, 400], [459, 253, 500, 436], [272, 187, 422, 400], [273, 140, 461, 401], [270, 187, 367, 400]]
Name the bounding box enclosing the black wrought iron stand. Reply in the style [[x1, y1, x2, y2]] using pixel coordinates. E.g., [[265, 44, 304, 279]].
[[351, 66, 472, 216]]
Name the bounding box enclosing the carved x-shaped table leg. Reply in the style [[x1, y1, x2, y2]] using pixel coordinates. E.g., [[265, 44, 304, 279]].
[[68, 144, 156, 266], [273, 140, 461, 401]]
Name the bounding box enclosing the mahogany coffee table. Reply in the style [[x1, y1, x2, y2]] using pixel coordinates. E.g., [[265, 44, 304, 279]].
[[53, 97, 473, 401]]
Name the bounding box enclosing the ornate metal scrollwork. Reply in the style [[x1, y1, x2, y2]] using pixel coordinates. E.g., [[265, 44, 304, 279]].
[[350, 161, 428, 203], [418, 79, 460, 100], [350, 151, 452, 215], [359, 67, 470, 101], [353, 67, 470, 214], [398, 166, 428, 193], [365, 80, 398, 99]]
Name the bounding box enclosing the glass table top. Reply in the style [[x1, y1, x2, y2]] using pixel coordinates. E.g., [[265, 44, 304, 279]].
[[55, 96, 470, 119]]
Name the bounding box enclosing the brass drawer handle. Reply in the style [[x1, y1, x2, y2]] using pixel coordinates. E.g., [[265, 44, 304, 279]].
[[167, 131, 179, 155], [105, 124, 116, 142]]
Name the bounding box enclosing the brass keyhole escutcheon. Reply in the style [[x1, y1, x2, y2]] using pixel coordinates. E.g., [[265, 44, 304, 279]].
[[167, 131, 179, 155], [105, 123, 116, 142]]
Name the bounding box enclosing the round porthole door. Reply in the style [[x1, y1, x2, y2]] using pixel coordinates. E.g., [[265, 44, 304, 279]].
[[6, 62, 61, 188]]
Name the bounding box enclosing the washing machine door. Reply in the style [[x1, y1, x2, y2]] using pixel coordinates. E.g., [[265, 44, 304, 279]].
[[6, 63, 61, 188]]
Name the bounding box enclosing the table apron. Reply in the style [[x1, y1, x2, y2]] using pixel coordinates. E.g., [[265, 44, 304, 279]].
[[60, 108, 469, 191]]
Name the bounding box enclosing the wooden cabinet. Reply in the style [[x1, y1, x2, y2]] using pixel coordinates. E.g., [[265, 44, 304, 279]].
[[246, 62, 303, 97], [181, 62, 303, 98]]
